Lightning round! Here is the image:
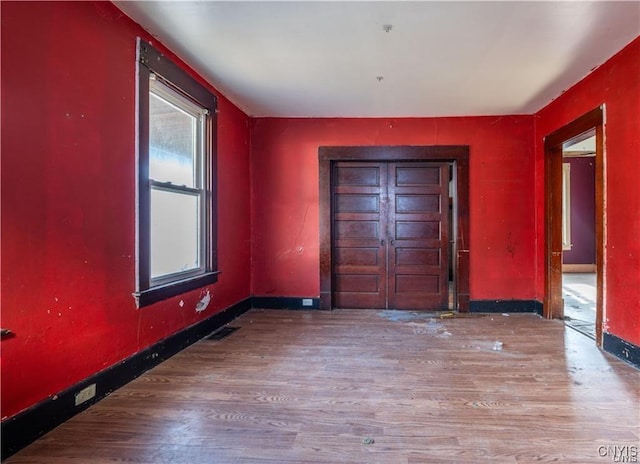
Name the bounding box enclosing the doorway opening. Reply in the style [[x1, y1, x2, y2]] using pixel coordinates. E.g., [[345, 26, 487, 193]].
[[562, 130, 597, 339], [318, 146, 469, 312], [544, 108, 604, 345]]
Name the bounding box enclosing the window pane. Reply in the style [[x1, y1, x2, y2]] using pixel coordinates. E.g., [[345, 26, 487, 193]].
[[149, 92, 196, 187], [151, 189, 200, 278]]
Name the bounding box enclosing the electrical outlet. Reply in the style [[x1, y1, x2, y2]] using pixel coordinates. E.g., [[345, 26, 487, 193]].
[[75, 383, 96, 406], [302, 298, 313, 307]]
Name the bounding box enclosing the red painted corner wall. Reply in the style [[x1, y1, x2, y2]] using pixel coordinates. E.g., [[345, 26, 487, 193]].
[[534, 37, 640, 345], [1, 1, 251, 419], [250, 116, 536, 302]]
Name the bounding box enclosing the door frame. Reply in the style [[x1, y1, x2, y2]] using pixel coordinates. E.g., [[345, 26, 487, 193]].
[[319, 146, 470, 311], [543, 107, 604, 345]]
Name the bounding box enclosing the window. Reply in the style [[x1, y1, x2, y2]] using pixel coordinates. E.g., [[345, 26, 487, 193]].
[[134, 39, 218, 307]]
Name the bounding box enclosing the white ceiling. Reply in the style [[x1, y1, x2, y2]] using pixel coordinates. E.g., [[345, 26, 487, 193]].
[[114, 1, 640, 118]]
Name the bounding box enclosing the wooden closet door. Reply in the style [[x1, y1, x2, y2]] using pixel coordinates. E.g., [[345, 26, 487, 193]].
[[387, 162, 450, 310], [332, 162, 387, 309]]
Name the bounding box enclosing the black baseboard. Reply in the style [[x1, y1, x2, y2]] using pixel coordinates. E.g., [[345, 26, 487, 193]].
[[1, 297, 251, 461], [252, 296, 320, 310], [603, 332, 640, 369], [469, 299, 543, 315]]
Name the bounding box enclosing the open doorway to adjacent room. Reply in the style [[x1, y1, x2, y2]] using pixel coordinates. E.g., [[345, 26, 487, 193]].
[[544, 108, 604, 345], [561, 130, 596, 339]]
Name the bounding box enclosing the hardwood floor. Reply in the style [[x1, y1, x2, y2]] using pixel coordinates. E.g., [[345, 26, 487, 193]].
[[7, 309, 639, 463]]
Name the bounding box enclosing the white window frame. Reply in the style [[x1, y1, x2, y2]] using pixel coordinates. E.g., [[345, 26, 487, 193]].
[[149, 78, 208, 286], [562, 162, 572, 251]]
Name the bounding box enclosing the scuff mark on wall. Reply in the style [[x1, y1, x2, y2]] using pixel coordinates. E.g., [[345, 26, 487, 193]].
[[293, 204, 310, 253], [195, 290, 211, 313], [506, 231, 515, 258]]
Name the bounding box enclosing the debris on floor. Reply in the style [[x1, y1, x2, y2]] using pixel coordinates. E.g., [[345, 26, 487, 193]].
[[407, 320, 455, 339], [377, 310, 487, 323], [362, 437, 375, 445], [492, 341, 504, 351]]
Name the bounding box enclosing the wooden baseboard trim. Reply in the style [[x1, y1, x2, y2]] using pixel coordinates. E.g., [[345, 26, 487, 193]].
[[562, 264, 596, 273], [602, 332, 640, 369], [0, 297, 251, 460], [469, 300, 543, 315]]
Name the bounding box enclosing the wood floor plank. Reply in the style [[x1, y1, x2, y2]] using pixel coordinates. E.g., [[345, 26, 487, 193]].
[[6, 309, 639, 463]]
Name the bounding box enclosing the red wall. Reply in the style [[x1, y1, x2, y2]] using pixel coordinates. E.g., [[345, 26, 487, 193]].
[[3, 0, 636, 426], [250, 116, 536, 301], [1, 2, 251, 419], [535, 37, 640, 345]]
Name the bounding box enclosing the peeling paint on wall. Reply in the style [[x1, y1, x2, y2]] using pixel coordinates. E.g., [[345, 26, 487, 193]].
[[1, 0, 253, 421], [195, 290, 211, 313]]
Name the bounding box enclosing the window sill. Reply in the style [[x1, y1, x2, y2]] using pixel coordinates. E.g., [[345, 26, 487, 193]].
[[133, 271, 220, 308]]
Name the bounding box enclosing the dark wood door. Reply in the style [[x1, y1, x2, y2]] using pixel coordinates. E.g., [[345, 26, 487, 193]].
[[332, 162, 387, 309], [387, 162, 449, 309], [332, 161, 450, 310]]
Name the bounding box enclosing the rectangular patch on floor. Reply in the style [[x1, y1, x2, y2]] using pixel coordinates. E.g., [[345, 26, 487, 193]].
[[206, 326, 240, 341]]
